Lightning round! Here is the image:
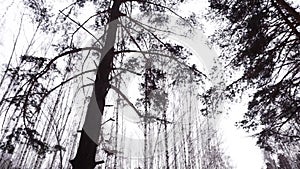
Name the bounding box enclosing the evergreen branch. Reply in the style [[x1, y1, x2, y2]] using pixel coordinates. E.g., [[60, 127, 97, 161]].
[[110, 84, 172, 123]]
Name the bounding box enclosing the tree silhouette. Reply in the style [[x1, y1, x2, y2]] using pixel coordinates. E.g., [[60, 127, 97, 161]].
[[209, 0, 300, 151]]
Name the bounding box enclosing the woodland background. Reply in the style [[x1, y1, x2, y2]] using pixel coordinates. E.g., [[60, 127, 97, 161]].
[[0, 0, 299, 168]]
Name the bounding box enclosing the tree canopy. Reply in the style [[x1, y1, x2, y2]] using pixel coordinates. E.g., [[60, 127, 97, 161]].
[[209, 0, 300, 152]]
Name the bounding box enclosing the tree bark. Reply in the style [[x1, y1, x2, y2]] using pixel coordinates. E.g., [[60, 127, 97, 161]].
[[70, 1, 122, 168]]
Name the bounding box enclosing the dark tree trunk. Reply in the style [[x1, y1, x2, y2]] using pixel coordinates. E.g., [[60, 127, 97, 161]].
[[70, 1, 122, 168]]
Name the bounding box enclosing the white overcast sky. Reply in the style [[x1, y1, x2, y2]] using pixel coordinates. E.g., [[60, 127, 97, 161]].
[[0, 0, 265, 168]]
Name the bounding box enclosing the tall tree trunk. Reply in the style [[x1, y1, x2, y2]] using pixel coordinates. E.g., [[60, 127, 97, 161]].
[[172, 108, 178, 169], [187, 88, 194, 169], [143, 67, 150, 169], [148, 121, 153, 169], [195, 109, 202, 169], [163, 110, 170, 169], [181, 118, 188, 169], [70, 1, 122, 168], [113, 79, 120, 169]]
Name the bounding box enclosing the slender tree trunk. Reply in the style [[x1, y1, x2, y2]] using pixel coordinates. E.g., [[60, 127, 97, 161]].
[[172, 108, 178, 169], [187, 88, 195, 169], [144, 114, 148, 169], [181, 119, 188, 169], [143, 67, 150, 169], [148, 121, 154, 169], [113, 80, 120, 169], [50, 151, 58, 169], [195, 110, 202, 169], [163, 110, 170, 169], [120, 108, 125, 167], [70, 1, 122, 168]]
